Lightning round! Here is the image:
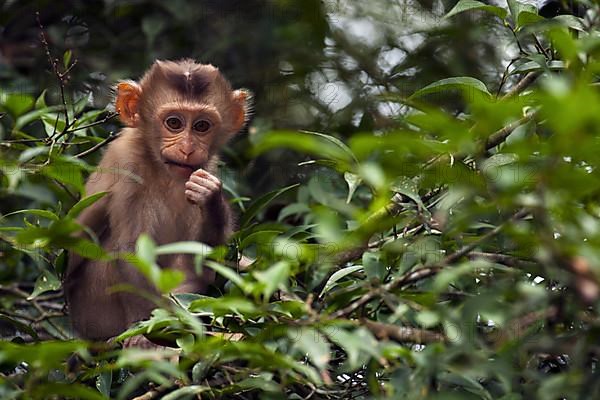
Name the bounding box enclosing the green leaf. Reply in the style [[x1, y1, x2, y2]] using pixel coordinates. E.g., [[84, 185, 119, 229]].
[[162, 386, 208, 400], [41, 113, 66, 136], [130, 236, 184, 293], [127, 235, 182, 293], [319, 265, 363, 297], [325, 327, 380, 371], [35, 89, 48, 109], [14, 105, 62, 131], [32, 383, 108, 400], [0, 315, 39, 340], [517, 11, 543, 28], [411, 77, 491, 99], [291, 327, 331, 371], [155, 241, 212, 257], [67, 192, 107, 219], [136, 234, 157, 265], [277, 203, 311, 221], [239, 184, 299, 228], [71, 109, 106, 135], [96, 371, 112, 397], [507, 0, 541, 29], [269, 300, 307, 318], [391, 176, 425, 210], [157, 268, 185, 293], [444, 0, 507, 20], [510, 60, 564, 75], [1, 93, 35, 118], [363, 251, 386, 281], [253, 130, 355, 167], [189, 296, 259, 317], [18, 146, 50, 163], [344, 171, 362, 203], [254, 261, 290, 299], [73, 92, 91, 115], [40, 161, 84, 192], [547, 28, 578, 62], [2, 208, 59, 222], [29, 269, 61, 299], [63, 49, 72, 69], [0, 340, 89, 369], [553, 15, 586, 32], [68, 238, 108, 260], [300, 130, 358, 163], [192, 355, 219, 382], [142, 16, 167, 45], [204, 260, 249, 292]]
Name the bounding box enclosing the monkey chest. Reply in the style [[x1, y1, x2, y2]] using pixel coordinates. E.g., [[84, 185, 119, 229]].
[[111, 190, 204, 245]]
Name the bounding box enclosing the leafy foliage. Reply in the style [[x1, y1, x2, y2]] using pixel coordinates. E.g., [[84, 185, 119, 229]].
[[2, 0, 600, 398]]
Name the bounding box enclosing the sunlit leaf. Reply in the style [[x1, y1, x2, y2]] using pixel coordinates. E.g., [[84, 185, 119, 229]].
[[67, 191, 107, 219], [411, 77, 491, 99], [29, 269, 61, 299], [254, 261, 290, 299], [445, 0, 507, 20], [239, 184, 299, 228]]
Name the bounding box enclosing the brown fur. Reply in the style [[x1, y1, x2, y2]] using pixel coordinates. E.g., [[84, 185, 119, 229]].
[[64, 60, 249, 341]]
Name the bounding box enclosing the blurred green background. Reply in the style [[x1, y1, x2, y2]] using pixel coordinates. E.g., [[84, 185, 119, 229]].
[[3, 0, 600, 399]]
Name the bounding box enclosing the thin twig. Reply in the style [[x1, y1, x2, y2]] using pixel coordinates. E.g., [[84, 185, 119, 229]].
[[532, 34, 550, 60], [36, 12, 71, 139], [484, 113, 535, 150], [68, 112, 118, 133], [75, 131, 119, 158], [496, 58, 517, 97], [501, 71, 540, 101]]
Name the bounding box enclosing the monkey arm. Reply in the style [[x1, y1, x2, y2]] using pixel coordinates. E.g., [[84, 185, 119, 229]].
[[202, 191, 233, 246], [185, 168, 233, 246]]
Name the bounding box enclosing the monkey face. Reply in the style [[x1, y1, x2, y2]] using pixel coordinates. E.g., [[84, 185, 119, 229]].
[[156, 103, 223, 179], [115, 60, 251, 181]]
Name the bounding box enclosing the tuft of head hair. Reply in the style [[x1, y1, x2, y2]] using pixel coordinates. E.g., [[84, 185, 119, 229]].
[[148, 59, 219, 98]]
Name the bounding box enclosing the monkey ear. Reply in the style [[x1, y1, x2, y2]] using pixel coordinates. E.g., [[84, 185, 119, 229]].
[[116, 81, 142, 127], [231, 89, 252, 133]]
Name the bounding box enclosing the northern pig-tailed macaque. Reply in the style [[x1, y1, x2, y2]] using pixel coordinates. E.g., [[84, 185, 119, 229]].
[[64, 60, 250, 344]]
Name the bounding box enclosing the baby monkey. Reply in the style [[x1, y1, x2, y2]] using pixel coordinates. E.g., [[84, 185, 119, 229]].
[[64, 60, 249, 344]]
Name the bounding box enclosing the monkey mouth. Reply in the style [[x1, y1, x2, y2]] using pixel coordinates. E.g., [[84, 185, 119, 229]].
[[164, 160, 198, 178]]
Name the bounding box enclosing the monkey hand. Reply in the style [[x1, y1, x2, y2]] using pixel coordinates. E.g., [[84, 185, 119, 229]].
[[185, 169, 223, 205]]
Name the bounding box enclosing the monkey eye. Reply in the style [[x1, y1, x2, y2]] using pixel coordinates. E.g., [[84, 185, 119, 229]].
[[193, 119, 211, 133], [164, 115, 185, 132]]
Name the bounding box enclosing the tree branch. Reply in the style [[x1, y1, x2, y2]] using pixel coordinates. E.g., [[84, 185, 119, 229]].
[[75, 131, 119, 158], [501, 71, 540, 101], [330, 209, 528, 319], [362, 319, 445, 344]]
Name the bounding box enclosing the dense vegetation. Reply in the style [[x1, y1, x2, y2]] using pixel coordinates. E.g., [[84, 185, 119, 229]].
[[2, 0, 600, 398]]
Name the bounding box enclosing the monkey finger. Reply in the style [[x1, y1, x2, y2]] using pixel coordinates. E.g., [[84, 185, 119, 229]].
[[191, 169, 221, 185], [122, 335, 166, 349], [185, 181, 214, 194], [188, 175, 221, 191], [194, 172, 221, 187], [185, 189, 211, 204]]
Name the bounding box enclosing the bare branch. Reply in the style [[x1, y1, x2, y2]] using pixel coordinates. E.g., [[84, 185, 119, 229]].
[[75, 131, 119, 158], [362, 319, 445, 344], [501, 71, 540, 101]]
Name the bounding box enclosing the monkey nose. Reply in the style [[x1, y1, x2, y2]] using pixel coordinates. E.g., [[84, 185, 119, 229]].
[[179, 147, 195, 157]]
